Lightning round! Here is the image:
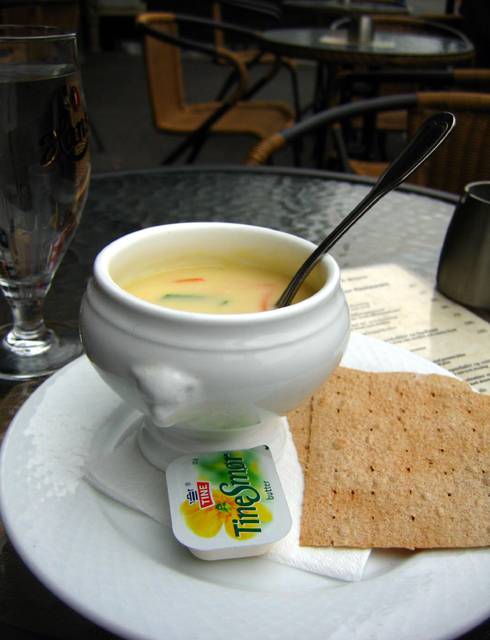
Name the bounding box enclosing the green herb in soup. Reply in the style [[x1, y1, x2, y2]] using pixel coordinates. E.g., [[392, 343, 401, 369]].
[[120, 256, 316, 314]]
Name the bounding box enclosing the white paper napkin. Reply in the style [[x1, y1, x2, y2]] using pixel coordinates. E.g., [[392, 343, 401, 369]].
[[84, 426, 371, 582]]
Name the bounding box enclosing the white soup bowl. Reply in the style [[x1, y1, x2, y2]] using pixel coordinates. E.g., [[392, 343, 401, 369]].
[[79, 222, 350, 468]]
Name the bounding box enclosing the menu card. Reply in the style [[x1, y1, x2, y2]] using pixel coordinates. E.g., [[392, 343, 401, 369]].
[[341, 264, 490, 394]]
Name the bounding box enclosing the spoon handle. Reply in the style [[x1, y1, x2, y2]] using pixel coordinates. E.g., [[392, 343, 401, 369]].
[[275, 111, 456, 308]]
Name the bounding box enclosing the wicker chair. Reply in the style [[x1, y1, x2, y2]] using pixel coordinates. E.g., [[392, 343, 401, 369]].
[[333, 67, 490, 159], [335, 67, 490, 100], [136, 12, 294, 164], [246, 92, 490, 194]]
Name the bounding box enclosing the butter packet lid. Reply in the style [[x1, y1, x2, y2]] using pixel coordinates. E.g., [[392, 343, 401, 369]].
[[166, 445, 292, 560]]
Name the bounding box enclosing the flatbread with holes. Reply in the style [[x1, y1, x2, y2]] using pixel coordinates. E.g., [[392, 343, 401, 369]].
[[287, 396, 313, 468], [292, 367, 490, 549]]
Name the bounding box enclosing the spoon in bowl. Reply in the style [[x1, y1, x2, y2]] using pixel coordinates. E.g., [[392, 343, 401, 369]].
[[275, 111, 456, 308]]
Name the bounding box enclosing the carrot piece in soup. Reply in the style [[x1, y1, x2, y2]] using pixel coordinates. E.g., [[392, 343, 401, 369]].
[[259, 288, 272, 311]]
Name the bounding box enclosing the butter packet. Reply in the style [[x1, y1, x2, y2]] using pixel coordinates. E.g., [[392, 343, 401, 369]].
[[166, 445, 292, 560]]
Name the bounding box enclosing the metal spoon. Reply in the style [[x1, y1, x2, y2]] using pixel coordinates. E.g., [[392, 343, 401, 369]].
[[275, 111, 456, 308]]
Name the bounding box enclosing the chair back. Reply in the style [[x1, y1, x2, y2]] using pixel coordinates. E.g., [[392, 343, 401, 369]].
[[408, 92, 490, 194], [246, 91, 490, 194], [137, 13, 186, 126], [216, 0, 283, 28], [212, 1, 283, 49]]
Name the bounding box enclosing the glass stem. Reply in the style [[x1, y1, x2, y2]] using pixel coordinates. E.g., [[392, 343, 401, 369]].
[[2, 283, 54, 355], [9, 296, 49, 340]]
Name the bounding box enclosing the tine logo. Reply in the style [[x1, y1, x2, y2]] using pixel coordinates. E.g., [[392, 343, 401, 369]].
[[196, 481, 214, 509]]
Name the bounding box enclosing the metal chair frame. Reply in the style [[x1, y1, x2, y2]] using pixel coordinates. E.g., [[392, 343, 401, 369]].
[[136, 12, 294, 164]]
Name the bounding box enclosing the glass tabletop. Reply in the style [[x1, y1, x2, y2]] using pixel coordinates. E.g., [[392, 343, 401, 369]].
[[2, 166, 490, 640], [0, 166, 456, 330], [261, 26, 474, 62]]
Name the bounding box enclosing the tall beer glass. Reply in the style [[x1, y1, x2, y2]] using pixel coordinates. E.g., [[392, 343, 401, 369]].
[[0, 25, 90, 379]]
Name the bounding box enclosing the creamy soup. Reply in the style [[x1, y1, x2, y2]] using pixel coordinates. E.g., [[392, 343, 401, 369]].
[[120, 256, 316, 314]]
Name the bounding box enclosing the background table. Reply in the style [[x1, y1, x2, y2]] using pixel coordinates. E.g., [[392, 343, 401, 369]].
[[260, 23, 474, 66], [260, 22, 474, 121], [0, 166, 488, 640]]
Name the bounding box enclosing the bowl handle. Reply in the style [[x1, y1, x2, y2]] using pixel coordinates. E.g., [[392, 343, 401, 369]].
[[130, 363, 204, 428]]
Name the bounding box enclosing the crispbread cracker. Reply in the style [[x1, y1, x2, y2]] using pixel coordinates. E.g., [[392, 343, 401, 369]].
[[287, 395, 313, 468], [298, 367, 490, 549]]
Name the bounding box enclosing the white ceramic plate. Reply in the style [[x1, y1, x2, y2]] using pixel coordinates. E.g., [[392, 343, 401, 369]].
[[1, 333, 489, 640]]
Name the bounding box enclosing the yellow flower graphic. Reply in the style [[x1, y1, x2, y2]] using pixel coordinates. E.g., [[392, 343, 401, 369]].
[[180, 489, 272, 540]]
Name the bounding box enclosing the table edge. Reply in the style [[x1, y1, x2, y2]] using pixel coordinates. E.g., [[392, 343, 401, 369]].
[[91, 166, 459, 205]]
